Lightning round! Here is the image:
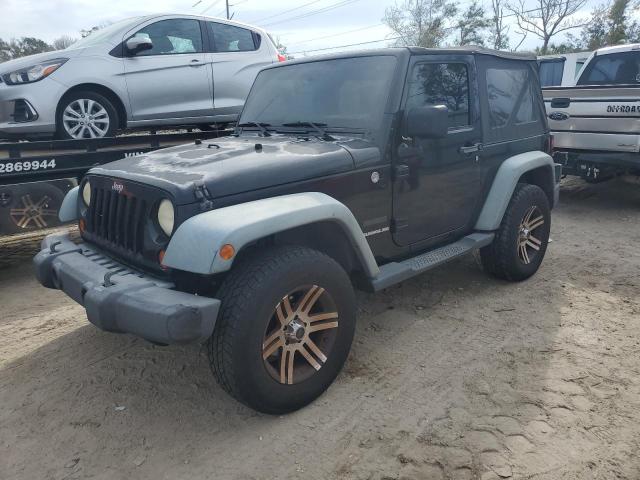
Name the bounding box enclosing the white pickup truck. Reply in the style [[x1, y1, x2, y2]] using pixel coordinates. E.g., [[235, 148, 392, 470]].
[[543, 44, 640, 181]]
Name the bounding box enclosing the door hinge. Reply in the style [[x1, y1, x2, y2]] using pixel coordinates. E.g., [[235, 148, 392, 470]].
[[393, 164, 410, 180]]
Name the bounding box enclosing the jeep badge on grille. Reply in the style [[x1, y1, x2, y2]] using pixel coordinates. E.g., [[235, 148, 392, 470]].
[[112, 181, 125, 194]]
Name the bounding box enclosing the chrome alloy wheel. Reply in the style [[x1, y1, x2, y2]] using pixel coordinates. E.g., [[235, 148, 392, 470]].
[[262, 285, 339, 385], [62, 99, 110, 139], [517, 205, 545, 264]]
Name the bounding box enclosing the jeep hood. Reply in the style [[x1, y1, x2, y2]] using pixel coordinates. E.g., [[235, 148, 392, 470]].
[[88, 136, 361, 205]]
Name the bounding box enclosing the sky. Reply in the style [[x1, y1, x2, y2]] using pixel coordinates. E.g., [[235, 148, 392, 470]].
[[0, 0, 633, 56]]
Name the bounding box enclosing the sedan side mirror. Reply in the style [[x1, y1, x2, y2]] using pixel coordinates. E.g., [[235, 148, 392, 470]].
[[405, 105, 449, 139], [126, 37, 153, 56]]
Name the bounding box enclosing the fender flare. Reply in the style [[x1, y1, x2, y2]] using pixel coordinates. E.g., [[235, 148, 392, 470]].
[[474, 151, 555, 231], [58, 186, 79, 222], [162, 192, 380, 277]]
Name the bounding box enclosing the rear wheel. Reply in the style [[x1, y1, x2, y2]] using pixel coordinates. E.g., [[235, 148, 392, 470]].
[[480, 183, 551, 281], [208, 245, 356, 414], [56, 91, 118, 139]]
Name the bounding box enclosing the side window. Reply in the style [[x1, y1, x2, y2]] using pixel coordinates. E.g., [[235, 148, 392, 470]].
[[132, 19, 203, 56], [208, 22, 256, 52], [538, 60, 564, 86], [578, 51, 640, 85], [486, 68, 537, 128], [405, 62, 470, 128]]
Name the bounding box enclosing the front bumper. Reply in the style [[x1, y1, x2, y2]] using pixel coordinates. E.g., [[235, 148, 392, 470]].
[[34, 234, 220, 345], [0, 77, 64, 136]]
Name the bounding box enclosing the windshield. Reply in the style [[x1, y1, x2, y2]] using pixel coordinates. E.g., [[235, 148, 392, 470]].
[[578, 51, 640, 85], [239, 56, 397, 133], [69, 17, 141, 49]]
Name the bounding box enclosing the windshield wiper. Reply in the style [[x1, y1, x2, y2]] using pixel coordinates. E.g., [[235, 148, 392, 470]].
[[281, 121, 336, 141], [237, 121, 272, 137]]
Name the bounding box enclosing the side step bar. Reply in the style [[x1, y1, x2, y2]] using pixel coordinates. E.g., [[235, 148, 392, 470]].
[[370, 232, 494, 291]]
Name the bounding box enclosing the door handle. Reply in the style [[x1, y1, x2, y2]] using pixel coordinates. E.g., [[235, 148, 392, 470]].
[[459, 143, 482, 154], [189, 59, 205, 67]]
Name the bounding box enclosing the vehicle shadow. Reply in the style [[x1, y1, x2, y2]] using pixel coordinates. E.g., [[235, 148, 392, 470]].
[[2, 178, 638, 479]]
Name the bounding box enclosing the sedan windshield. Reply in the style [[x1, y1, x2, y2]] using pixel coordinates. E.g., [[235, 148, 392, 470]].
[[239, 56, 397, 133]]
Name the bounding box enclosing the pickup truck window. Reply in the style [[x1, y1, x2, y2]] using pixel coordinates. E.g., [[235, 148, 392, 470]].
[[239, 56, 397, 132], [406, 63, 470, 128], [539, 59, 565, 87], [487, 68, 537, 128], [577, 51, 640, 85]]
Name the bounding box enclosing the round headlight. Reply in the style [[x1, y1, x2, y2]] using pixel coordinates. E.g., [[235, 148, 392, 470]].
[[157, 199, 175, 236], [82, 182, 91, 206]]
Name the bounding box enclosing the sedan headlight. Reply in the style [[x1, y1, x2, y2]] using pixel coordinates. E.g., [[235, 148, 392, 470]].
[[81, 182, 91, 206], [157, 199, 175, 236], [3, 58, 68, 85]]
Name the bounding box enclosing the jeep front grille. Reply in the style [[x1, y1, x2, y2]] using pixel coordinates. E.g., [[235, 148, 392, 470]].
[[85, 186, 147, 254]]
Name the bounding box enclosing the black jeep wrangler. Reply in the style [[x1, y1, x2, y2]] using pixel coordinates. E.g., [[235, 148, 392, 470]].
[[35, 47, 560, 414]]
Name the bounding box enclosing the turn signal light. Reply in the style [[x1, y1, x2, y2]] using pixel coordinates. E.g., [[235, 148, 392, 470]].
[[158, 249, 166, 265], [277, 53, 286, 62], [219, 244, 235, 261], [78, 218, 86, 234]]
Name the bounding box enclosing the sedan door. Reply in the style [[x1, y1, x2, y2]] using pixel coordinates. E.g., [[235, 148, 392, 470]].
[[123, 18, 213, 121], [205, 21, 274, 117]]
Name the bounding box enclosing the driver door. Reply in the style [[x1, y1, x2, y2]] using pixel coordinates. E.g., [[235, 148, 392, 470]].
[[392, 56, 484, 247], [123, 18, 213, 121]]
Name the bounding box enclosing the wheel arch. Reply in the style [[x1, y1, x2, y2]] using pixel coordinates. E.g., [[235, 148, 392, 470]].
[[162, 193, 380, 279], [57, 83, 128, 129], [475, 151, 557, 231]]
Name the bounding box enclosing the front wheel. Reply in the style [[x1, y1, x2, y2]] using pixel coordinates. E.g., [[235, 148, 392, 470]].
[[208, 245, 356, 414], [56, 91, 118, 139], [480, 183, 551, 281]]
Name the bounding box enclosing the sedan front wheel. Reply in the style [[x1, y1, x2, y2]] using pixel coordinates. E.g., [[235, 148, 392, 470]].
[[56, 91, 118, 140]]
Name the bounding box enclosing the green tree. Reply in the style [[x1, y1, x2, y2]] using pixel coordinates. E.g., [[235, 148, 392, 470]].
[[10, 37, 53, 58], [456, 0, 491, 46], [574, 0, 640, 50], [0, 39, 10, 63], [383, 0, 459, 48]]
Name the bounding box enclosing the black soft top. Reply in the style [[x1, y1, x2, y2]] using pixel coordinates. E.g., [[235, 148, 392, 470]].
[[407, 46, 536, 61], [268, 46, 535, 70]]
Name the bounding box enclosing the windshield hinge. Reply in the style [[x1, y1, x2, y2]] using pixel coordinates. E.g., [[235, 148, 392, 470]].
[[194, 181, 215, 211]]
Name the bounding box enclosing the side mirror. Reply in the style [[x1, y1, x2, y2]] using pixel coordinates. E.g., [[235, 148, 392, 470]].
[[126, 37, 153, 56], [405, 105, 449, 139]]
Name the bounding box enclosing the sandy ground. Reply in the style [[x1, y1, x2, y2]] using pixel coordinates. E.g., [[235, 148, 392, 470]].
[[1, 177, 639, 480]]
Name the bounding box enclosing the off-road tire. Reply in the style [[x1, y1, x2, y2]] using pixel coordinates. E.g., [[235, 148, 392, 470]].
[[56, 91, 118, 139], [207, 245, 356, 414], [480, 183, 551, 281]]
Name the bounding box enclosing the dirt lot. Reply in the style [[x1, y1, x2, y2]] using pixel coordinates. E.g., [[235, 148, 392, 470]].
[[1, 177, 639, 480]]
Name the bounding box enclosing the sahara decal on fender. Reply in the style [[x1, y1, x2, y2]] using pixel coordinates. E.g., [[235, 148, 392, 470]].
[[364, 226, 390, 237]]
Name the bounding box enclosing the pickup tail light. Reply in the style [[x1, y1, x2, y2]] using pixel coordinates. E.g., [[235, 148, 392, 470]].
[[546, 134, 555, 155], [277, 53, 287, 62]]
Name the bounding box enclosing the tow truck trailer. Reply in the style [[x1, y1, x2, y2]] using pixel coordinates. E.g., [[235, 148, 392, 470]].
[[0, 130, 232, 235]]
